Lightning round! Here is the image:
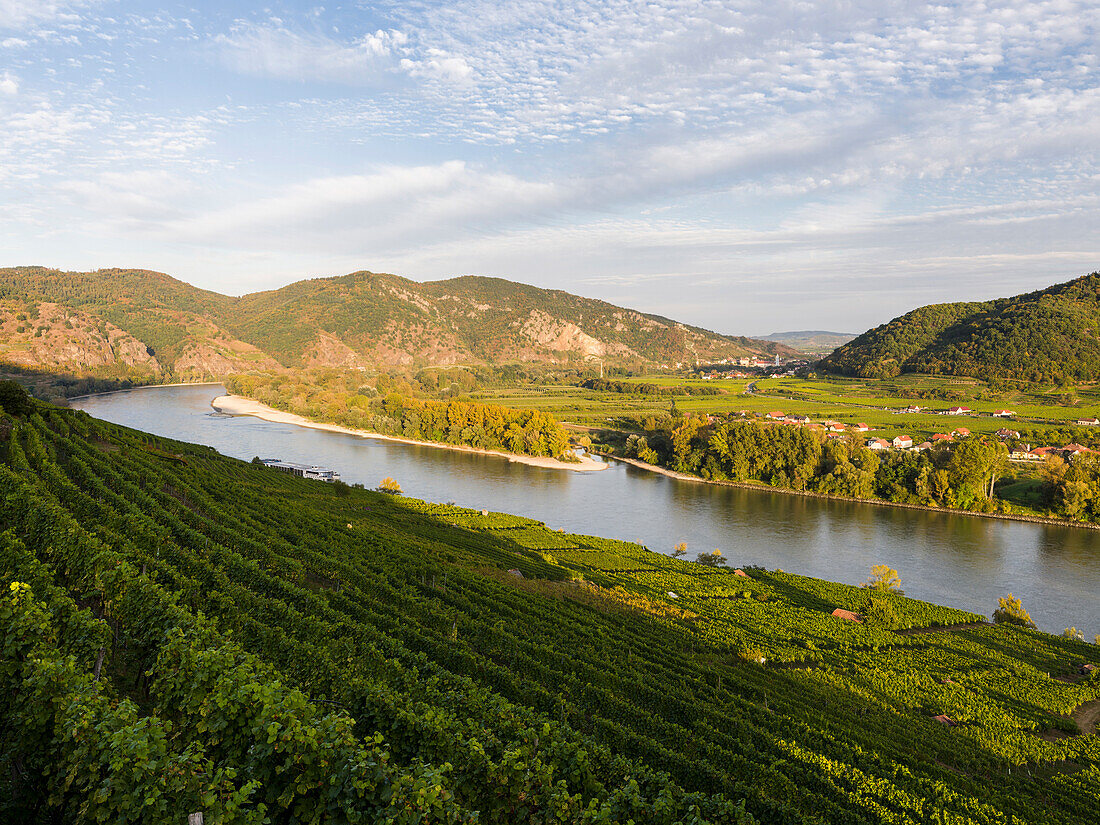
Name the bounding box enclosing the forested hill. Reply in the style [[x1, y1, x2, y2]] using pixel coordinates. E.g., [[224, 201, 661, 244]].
[[2, 382, 1099, 823], [0, 266, 795, 377], [820, 272, 1100, 382]]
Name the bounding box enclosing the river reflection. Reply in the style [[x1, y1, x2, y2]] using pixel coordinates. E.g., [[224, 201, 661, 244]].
[[71, 384, 1099, 637]]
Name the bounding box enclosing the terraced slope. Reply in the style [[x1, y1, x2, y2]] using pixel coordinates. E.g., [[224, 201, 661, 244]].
[[1, 389, 1098, 823]]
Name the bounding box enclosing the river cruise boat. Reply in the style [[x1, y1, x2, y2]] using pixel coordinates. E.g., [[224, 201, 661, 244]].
[[259, 458, 340, 483]]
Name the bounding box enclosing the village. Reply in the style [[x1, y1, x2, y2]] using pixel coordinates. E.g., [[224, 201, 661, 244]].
[[727, 407, 1100, 463]]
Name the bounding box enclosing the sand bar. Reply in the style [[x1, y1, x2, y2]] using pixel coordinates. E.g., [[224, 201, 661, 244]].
[[211, 394, 608, 473]]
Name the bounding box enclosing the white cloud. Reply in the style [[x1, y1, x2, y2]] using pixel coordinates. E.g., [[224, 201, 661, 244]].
[[214, 23, 409, 85], [0, 70, 17, 94], [0, 0, 91, 29], [401, 49, 473, 83], [168, 161, 561, 251]]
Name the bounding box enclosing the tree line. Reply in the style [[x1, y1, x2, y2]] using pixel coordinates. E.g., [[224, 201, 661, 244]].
[[618, 414, 1096, 519], [225, 373, 570, 459]]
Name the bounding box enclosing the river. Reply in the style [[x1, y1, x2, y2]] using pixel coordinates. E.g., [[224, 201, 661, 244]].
[[70, 384, 1099, 638]]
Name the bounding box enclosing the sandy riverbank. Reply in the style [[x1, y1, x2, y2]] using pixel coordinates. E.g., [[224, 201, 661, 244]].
[[211, 394, 608, 473]]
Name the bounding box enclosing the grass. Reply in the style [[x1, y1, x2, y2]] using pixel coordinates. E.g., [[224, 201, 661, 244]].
[[470, 373, 1100, 446]]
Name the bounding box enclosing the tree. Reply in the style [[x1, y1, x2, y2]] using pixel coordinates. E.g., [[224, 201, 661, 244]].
[[863, 564, 903, 594], [696, 549, 727, 567], [1063, 627, 1085, 641], [0, 380, 32, 417], [992, 594, 1036, 629], [671, 542, 687, 558], [377, 477, 402, 494]]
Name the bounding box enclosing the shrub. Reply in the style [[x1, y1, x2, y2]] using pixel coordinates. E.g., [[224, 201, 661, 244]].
[[993, 594, 1037, 629], [377, 477, 403, 495]]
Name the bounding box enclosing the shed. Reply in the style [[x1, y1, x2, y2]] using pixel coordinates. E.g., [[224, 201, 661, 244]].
[[733, 569, 750, 577], [507, 569, 523, 578], [1082, 663, 1097, 675], [831, 608, 863, 623], [932, 715, 957, 727]]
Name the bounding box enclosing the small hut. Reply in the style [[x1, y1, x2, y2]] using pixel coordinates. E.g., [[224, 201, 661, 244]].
[[932, 715, 957, 727], [733, 569, 750, 578], [507, 569, 523, 578], [1082, 663, 1097, 676], [831, 608, 863, 623]]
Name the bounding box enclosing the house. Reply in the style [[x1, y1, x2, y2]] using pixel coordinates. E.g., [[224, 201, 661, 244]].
[[996, 428, 1021, 440], [831, 608, 863, 623], [787, 414, 810, 424], [867, 438, 891, 450], [892, 435, 913, 449], [828, 423, 846, 433], [1076, 418, 1100, 426], [905, 405, 923, 413], [826, 431, 847, 439], [951, 427, 970, 437], [914, 441, 933, 451], [1029, 446, 1057, 459], [932, 433, 953, 442], [993, 410, 1014, 418], [1010, 449, 1040, 461], [1062, 443, 1096, 458], [854, 423, 870, 432], [947, 406, 971, 415], [766, 411, 786, 420]]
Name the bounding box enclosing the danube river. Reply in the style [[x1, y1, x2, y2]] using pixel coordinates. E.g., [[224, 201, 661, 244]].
[[72, 384, 1099, 637]]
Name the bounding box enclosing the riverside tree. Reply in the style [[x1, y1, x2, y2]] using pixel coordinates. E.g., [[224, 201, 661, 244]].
[[992, 594, 1037, 629], [863, 565, 903, 594]]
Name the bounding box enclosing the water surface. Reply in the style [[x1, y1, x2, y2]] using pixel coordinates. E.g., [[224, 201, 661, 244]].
[[71, 384, 1099, 637]]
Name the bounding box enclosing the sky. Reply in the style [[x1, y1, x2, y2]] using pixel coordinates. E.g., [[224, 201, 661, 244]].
[[1, 1, 1098, 336]]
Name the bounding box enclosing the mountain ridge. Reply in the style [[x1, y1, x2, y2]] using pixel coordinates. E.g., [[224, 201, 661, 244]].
[[0, 266, 797, 378]]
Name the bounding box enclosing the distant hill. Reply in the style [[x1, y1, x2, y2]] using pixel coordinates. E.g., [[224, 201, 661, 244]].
[[0, 266, 795, 378], [757, 330, 856, 355], [819, 272, 1100, 383]]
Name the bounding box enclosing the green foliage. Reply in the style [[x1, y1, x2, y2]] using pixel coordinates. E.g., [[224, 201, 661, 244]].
[[993, 594, 1038, 629], [0, 402, 1097, 824], [226, 372, 571, 459], [822, 271, 1100, 384], [695, 549, 727, 567], [0, 380, 32, 417]]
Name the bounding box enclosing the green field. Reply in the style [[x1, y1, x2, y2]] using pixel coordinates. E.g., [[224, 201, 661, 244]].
[[1, 391, 1099, 822], [472, 373, 1100, 446]]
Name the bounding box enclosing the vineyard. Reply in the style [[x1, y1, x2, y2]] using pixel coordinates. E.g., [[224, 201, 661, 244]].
[[1, 387, 1099, 823]]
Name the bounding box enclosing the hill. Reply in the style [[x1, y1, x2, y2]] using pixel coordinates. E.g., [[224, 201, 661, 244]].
[[757, 330, 856, 355], [0, 267, 795, 378], [1, 383, 1098, 823], [820, 273, 1100, 382]]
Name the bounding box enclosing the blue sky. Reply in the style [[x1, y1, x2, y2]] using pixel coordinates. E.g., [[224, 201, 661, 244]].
[[1, 1, 1098, 335]]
